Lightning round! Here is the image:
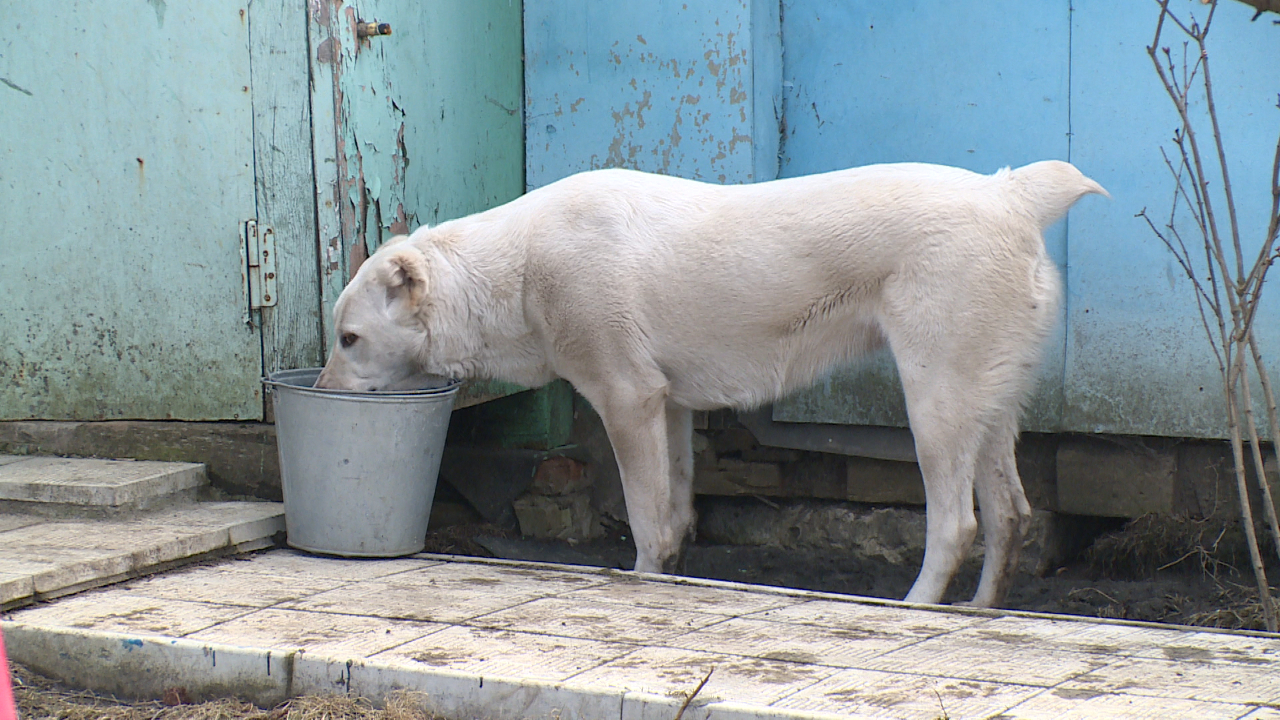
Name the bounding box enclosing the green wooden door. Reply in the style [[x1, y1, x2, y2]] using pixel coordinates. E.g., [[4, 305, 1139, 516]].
[[0, 1, 266, 420], [308, 0, 525, 342]]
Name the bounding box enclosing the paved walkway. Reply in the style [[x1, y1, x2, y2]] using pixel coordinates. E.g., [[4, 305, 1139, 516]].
[[5, 550, 1279, 719]]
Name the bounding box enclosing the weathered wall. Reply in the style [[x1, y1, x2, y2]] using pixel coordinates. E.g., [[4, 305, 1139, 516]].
[[773, 0, 1280, 438], [0, 1, 265, 421], [524, 0, 781, 188], [525, 0, 1280, 440]]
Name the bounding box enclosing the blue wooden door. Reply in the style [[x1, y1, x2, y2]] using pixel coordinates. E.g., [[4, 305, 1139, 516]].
[[771, 0, 1072, 433], [770, 0, 1279, 440], [0, 1, 264, 420], [1066, 0, 1280, 437]]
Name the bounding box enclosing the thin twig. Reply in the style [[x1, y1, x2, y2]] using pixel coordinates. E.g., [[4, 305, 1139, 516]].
[[1247, 330, 1280, 563], [1227, 350, 1278, 631], [1147, 0, 1280, 632], [672, 668, 715, 720]]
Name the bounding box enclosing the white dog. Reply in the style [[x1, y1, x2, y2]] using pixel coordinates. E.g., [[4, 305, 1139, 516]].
[[316, 161, 1106, 607]]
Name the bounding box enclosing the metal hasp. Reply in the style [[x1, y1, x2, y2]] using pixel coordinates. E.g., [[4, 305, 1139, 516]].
[[241, 219, 278, 314], [356, 21, 392, 39]]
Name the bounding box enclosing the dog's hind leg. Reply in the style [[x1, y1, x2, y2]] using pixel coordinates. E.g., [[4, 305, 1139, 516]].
[[966, 419, 1032, 608], [898, 369, 984, 605]]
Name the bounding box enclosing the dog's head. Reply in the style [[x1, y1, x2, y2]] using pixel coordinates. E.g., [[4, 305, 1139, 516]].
[[314, 239, 438, 392]]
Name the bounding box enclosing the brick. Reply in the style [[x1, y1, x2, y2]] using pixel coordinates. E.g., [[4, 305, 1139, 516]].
[[512, 493, 602, 541], [529, 456, 591, 496]]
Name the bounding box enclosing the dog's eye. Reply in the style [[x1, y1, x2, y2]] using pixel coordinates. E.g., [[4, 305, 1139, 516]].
[[340, 333, 359, 349]]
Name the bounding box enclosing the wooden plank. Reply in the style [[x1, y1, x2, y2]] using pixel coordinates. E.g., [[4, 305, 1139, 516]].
[[308, 0, 348, 356], [249, 0, 323, 375]]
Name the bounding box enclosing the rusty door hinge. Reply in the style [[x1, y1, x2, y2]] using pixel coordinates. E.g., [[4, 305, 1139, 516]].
[[241, 220, 278, 318]]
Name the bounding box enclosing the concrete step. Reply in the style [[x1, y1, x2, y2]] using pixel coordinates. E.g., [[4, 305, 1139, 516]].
[[0, 455, 207, 516], [0, 500, 284, 610]]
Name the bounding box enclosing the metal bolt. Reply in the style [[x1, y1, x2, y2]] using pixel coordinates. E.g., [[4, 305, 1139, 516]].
[[356, 21, 392, 38]]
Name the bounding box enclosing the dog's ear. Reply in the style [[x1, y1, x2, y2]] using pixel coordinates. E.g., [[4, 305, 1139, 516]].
[[378, 247, 430, 307]]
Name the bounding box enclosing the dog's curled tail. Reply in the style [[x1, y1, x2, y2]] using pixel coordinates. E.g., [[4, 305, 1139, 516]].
[[1005, 160, 1109, 231]]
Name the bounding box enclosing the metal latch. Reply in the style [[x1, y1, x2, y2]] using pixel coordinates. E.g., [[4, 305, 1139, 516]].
[[241, 220, 277, 315]]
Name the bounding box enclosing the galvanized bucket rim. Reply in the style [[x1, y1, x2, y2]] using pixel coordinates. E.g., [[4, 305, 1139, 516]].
[[263, 367, 461, 400]]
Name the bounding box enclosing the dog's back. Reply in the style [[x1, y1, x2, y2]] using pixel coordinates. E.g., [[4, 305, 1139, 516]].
[[519, 161, 1105, 411]]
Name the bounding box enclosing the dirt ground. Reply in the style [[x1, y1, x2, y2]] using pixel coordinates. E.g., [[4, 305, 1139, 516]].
[[423, 505, 1276, 632]]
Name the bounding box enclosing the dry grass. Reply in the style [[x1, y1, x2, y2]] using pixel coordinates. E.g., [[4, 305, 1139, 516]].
[[1084, 514, 1249, 580], [12, 663, 446, 720]]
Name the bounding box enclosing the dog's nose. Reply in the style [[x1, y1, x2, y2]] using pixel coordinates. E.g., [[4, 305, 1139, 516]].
[[313, 369, 331, 388]]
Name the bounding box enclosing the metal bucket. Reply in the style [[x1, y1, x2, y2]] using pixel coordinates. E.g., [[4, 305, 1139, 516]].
[[263, 368, 460, 557]]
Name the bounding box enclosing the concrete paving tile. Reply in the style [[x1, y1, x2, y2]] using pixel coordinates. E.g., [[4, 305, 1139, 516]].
[[3, 622, 291, 708], [859, 633, 1112, 687], [395, 560, 611, 594], [562, 575, 799, 616], [1058, 656, 1280, 705], [0, 556, 61, 578], [950, 615, 1280, 669], [750, 598, 989, 639], [295, 657, 627, 720], [283, 576, 541, 624], [373, 625, 637, 682], [9, 590, 254, 637], [0, 457, 204, 506], [281, 562, 608, 624], [1001, 688, 1262, 720], [774, 668, 1042, 719], [939, 615, 1192, 661], [1239, 708, 1280, 720], [126, 527, 230, 568], [0, 513, 44, 533], [568, 645, 839, 708], [122, 564, 340, 607], [666, 616, 917, 668], [3, 519, 223, 561], [0, 519, 155, 550], [212, 549, 433, 581], [31, 553, 135, 594], [1132, 629, 1280, 665], [124, 501, 284, 543], [470, 596, 727, 644], [0, 572, 34, 605], [187, 607, 444, 656]]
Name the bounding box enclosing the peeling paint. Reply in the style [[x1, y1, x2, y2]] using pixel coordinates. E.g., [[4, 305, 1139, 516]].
[[526, 3, 779, 187], [312, 0, 522, 337]]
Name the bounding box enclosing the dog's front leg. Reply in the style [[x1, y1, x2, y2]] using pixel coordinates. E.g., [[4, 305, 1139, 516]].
[[591, 385, 687, 574]]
